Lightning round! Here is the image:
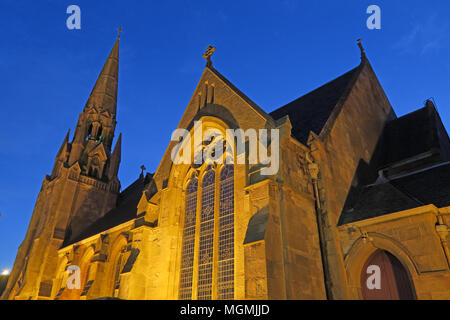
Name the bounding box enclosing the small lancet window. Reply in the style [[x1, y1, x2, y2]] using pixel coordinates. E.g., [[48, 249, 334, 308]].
[[197, 169, 215, 300], [86, 123, 93, 140], [218, 165, 234, 299], [95, 125, 103, 143], [179, 176, 198, 300]]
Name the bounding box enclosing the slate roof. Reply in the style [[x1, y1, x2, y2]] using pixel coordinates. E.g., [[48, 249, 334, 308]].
[[373, 102, 450, 170], [63, 173, 153, 247], [339, 100, 450, 225], [391, 162, 450, 208], [270, 66, 360, 144], [339, 162, 450, 225]]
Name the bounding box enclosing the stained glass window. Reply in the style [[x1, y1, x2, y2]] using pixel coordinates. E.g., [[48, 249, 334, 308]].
[[179, 178, 198, 300], [179, 164, 235, 300], [197, 169, 215, 300], [218, 165, 234, 299]]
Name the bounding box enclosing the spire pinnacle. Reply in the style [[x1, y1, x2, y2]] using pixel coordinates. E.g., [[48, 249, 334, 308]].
[[110, 133, 122, 163], [107, 133, 122, 180], [112, 133, 122, 156], [56, 129, 70, 158]]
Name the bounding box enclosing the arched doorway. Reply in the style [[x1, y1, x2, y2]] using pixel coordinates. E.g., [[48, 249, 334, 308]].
[[361, 250, 415, 300]]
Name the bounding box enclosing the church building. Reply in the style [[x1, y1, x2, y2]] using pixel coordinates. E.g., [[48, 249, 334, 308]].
[[2, 35, 450, 300]]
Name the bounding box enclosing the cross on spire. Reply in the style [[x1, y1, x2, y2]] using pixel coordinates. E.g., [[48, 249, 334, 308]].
[[118, 25, 123, 38]]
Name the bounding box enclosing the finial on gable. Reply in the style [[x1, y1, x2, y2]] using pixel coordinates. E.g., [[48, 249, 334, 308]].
[[357, 39, 366, 61], [140, 165, 146, 178], [202, 45, 216, 67]]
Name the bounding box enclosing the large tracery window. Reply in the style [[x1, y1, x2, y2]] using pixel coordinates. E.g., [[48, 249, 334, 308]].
[[179, 177, 198, 300], [179, 165, 235, 300]]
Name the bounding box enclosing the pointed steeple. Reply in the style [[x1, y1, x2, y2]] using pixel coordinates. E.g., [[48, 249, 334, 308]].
[[69, 35, 121, 166], [2, 36, 125, 301], [84, 35, 120, 115]]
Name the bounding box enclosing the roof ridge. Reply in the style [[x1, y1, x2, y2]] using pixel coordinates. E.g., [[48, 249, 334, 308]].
[[318, 62, 366, 139], [269, 64, 362, 144], [391, 104, 430, 122], [271, 65, 361, 113], [358, 177, 424, 209], [207, 65, 275, 124], [119, 174, 151, 197]]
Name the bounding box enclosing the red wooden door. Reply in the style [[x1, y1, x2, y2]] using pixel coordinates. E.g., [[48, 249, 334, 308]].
[[361, 250, 415, 300]]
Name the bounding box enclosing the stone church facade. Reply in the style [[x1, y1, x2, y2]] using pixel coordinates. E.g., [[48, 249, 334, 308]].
[[2, 36, 450, 300]]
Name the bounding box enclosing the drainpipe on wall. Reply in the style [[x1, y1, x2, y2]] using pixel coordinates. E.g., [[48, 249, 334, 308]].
[[306, 152, 333, 300]]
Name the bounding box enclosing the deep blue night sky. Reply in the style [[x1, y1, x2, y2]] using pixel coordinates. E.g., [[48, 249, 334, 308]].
[[1, 0, 449, 271]]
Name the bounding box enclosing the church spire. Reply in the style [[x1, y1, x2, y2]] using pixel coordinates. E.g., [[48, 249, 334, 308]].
[[69, 35, 121, 167], [1, 35, 124, 301], [83, 35, 120, 115]]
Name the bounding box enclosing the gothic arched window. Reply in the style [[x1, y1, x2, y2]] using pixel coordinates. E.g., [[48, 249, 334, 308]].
[[112, 247, 126, 297], [179, 177, 198, 300], [178, 165, 235, 300], [197, 169, 215, 300], [218, 165, 234, 299]]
